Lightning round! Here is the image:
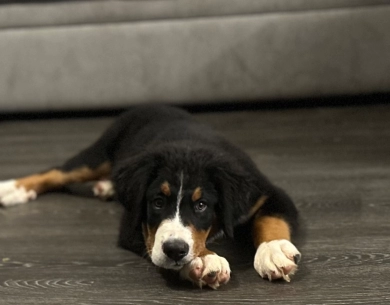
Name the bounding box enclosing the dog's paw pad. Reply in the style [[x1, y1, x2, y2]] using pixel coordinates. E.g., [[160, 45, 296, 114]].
[[254, 239, 301, 282], [93, 180, 115, 200], [180, 254, 231, 289], [0, 180, 37, 207]]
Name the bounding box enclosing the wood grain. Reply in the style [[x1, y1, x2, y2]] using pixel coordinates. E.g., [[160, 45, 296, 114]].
[[1, 103, 390, 304]]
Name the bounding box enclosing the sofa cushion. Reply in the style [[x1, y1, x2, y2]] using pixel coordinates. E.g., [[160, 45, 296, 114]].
[[1, 1, 390, 111], [1, 0, 389, 29]]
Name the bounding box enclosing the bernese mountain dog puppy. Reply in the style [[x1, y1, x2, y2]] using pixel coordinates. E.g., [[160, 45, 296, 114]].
[[0, 105, 301, 289]]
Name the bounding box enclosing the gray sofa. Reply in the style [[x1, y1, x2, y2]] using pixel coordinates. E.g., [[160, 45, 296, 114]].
[[1, 0, 390, 112]]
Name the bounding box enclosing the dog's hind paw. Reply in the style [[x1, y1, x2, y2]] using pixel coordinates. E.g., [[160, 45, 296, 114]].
[[254, 239, 301, 282], [0, 180, 37, 207], [180, 254, 231, 289], [93, 180, 115, 200]]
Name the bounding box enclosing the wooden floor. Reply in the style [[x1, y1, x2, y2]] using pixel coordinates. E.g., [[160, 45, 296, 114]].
[[1, 103, 390, 304]]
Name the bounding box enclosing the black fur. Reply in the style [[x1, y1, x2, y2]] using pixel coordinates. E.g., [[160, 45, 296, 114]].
[[61, 105, 298, 254]]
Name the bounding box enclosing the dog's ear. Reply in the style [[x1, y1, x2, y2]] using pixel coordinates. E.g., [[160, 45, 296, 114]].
[[211, 159, 268, 239], [113, 153, 157, 254]]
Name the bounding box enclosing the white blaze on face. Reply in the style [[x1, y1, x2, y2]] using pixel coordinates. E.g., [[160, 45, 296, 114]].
[[151, 172, 194, 270]]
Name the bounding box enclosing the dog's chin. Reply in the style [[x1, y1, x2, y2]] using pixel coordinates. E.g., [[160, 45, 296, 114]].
[[151, 256, 192, 271], [167, 263, 186, 271]]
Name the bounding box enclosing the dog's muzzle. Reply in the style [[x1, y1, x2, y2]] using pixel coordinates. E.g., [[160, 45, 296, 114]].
[[162, 239, 189, 263]]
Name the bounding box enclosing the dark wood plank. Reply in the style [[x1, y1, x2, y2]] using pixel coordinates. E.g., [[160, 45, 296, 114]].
[[1, 104, 390, 304]]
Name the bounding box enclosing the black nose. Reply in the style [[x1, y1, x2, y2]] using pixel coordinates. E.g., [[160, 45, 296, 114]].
[[162, 239, 189, 262]]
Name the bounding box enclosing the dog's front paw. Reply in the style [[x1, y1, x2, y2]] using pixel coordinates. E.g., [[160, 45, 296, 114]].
[[254, 239, 301, 282], [180, 254, 231, 289], [0, 180, 37, 207]]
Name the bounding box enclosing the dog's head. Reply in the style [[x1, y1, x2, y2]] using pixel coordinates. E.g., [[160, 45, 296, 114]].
[[114, 144, 265, 270]]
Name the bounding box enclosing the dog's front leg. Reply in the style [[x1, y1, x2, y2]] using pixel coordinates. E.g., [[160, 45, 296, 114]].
[[180, 249, 231, 289], [252, 216, 301, 282]]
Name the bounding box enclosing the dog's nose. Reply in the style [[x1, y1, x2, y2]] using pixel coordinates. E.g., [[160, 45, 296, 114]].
[[162, 239, 189, 262]]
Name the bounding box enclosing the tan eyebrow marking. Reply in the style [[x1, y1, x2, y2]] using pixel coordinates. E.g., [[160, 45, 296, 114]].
[[160, 181, 171, 197], [192, 187, 202, 202], [252, 216, 291, 247]]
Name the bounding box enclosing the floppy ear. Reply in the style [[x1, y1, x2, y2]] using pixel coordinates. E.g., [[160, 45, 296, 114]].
[[211, 159, 269, 239], [113, 153, 157, 254]]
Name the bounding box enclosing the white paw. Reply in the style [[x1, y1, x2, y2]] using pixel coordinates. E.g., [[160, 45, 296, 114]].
[[180, 254, 231, 289], [0, 180, 37, 207], [93, 180, 115, 200], [254, 239, 301, 282]]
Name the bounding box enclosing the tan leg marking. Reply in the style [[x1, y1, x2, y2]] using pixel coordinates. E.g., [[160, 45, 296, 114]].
[[238, 195, 268, 224], [16, 162, 111, 194], [252, 216, 291, 248]]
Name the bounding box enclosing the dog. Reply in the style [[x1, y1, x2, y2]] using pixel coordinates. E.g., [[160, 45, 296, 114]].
[[0, 105, 301, 289]]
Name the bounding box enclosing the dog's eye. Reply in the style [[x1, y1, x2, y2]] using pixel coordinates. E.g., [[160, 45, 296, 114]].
[[195, 201, 207, 212], [153, 198, 164, 209]]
